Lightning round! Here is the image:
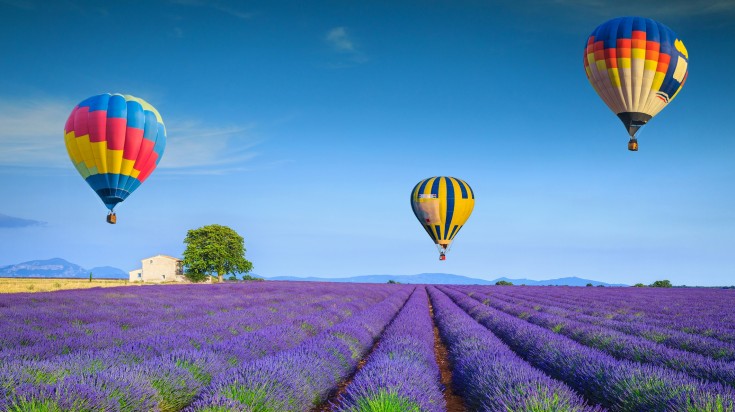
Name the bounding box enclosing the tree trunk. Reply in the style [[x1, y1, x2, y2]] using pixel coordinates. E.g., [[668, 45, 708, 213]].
[[218, 272, 223, 282]]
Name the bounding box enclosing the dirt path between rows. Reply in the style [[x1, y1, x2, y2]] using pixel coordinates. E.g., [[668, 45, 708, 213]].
[[312, 348, 374, 412], [312, 287, 416, 412], [313, 287, 465, 411], [428, 288, 467, 412]]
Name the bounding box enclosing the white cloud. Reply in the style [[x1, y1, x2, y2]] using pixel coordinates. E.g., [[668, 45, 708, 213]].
[[326, 27, 355, 52], [171, 27, 185, 38], [0, 98, 262, 175], [159, 120, 261, 173], [325, 27, 368, 66], [0, 213, 45, 228], [0, 0, 36, 9], [169, 0, 255, 20], [549, 0, 735, 18], [0, 98, 73, 168]]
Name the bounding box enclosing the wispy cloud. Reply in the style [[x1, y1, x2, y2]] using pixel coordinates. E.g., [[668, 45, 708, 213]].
[[0, 213, 45, 228], [325, 27, 368, 66], [159, 120, 261, 175], [0, 0, 36, 10], [1, 0, 110, 15], [169, 0, 255, 20], [0, 97, 262, 175], [0, 98, 73, 168], [170, 27, 185, 38], [548, 0, 735, 18], [326, 27, 355, 52]]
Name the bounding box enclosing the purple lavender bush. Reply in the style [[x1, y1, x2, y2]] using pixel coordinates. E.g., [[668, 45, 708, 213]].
[[428, 287, 603, 412], [187, 286, 414, 411], [457, 286, 735, 388], [438, 286, 735, 412], [0, 282, 401, 411], [468, 285, 735, 345], [335, 287, 445, 412], [473, 285, 735, 361]]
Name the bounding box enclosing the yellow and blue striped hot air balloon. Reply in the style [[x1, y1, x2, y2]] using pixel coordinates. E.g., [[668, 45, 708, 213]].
[[584, 16, 688, 151], [64, 93, 166, 223], [410, 176, 475, 260]]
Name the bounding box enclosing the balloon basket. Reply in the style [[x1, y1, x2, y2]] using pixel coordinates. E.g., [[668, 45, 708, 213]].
[[106, 213, 117, 224], [628, 139, 638, 151], [439, 253, 446, 261]]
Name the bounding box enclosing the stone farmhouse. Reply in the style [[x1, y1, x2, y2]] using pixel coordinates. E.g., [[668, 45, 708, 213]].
[[129, 255, 185, 283]]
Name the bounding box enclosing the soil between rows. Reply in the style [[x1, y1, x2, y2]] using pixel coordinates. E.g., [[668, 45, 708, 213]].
[[428, 289, 467, 412], [312, 287, 414, 411], [313, 286, 466, 411]]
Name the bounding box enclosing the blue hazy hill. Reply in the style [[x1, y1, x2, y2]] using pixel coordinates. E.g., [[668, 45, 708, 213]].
[[267, 273, 627, 287], [0, 258, 127, 279], [0, 259, 627, 286]]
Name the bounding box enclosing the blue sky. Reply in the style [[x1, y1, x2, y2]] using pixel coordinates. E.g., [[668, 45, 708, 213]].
[[1, 0, 733, 286]]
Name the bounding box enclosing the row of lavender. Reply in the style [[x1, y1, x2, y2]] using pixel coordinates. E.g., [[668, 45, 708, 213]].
[[0, 282, 374, 362], [452, 286, 735, 388], [187, 285, 415, 410], [427, 286, 602, 411], [439, 286, 735, 411], [476, 285, 735, 345], [0, 282, 407, 411], [3, 282, 734, 411], [331, 285, 735, 411], [334, 287, 445, 411], [480, 286, 735, 361]]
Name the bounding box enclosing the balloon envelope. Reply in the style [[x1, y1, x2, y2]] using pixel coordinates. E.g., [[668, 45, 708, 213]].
[[63, 93, 166, 211], [410, 176, 475, 254], [584, 16, 688, 138]]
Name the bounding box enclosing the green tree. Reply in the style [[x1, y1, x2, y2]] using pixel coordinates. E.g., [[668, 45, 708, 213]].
[[650, 279, 672, 288], [387, 280, 401, 284], [89, 272, 93, 282], [182, 224, 253, 283], [586, 283, 593, 287], [495, 280, 513, 286], [633, 283, 646, 287], [242, 274, 263, 282]]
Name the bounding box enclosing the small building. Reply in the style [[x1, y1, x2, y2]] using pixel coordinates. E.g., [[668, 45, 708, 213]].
[[129, 255, 185, 283]]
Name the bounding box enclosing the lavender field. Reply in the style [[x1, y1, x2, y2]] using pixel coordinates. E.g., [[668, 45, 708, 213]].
[[1, 282, 734, 411]]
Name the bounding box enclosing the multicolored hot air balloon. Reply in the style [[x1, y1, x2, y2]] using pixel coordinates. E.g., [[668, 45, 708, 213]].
[[63, 93, 166, 223], [584, 16, 688, 151], [410, 176, 475, 260]]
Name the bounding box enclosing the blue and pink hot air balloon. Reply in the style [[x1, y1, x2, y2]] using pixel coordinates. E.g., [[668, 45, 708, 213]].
[[63, 93, 166, 223]]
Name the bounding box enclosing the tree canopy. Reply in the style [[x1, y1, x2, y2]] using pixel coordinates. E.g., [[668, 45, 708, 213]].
[[182, 224, 253, 282], [495, 280, 513, 286], [650, 279, 673, 288]]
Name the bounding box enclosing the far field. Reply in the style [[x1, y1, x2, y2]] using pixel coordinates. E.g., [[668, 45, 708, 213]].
[[0, 282, 733, 411], [0, 277, 130, 293]]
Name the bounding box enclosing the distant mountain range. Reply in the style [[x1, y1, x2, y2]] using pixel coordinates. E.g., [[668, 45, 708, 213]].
[[0, 259, 627, 286], [0, 258, 128, 279], [267, 273, 628, 287]]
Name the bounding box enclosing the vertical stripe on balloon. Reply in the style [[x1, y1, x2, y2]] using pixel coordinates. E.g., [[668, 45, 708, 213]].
[[444, 177, 454, 241]]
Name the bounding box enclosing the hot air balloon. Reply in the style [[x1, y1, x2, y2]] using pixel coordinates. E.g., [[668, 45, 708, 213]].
[[584, 16, 688, 151], [410, 176, 475, 260], [63, 93, 166, 223]]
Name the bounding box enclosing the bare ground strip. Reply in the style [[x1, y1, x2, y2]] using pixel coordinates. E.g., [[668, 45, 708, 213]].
[[312, 287, 416, 412], [428, 287, 467, 412]]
